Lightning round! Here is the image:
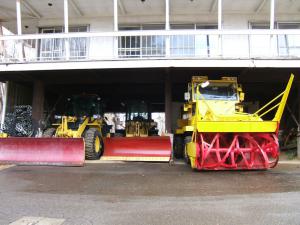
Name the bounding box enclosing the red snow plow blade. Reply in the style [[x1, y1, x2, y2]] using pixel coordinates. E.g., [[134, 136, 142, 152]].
[[0, 137, 84, 166], [102, 136, 172, 162]]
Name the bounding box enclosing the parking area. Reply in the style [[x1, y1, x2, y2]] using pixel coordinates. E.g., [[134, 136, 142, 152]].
[[0, 161, 300, 225]]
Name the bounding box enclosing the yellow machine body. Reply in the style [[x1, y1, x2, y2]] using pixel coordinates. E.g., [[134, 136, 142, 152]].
[[125, 120, 157, 137], [53, 116, 104, 138], [175, 74, 294, 170]]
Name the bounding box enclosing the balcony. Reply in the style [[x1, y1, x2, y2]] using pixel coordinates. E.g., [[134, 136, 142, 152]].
[[0, 29, 300, 65]]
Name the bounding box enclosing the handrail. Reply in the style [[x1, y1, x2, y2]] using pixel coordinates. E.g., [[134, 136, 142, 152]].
[[253, 91, 284, 116], [252, 74, 294, 121], [1, 29, 300, 41]]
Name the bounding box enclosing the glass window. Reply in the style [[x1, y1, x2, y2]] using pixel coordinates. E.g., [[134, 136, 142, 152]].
[[118, 24, 165, 58], [170, 24, 195, 57], [195, 24, 218, 57], [39, 26, 88, 60], [277, 23, 300, 57], [249, 22, 270, 57], [195, 82, 238, 101], [250, 23, 270, 29]]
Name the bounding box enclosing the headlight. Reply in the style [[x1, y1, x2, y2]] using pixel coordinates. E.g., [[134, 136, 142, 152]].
[[54, 115, 62, 119], [93, 115, 100, 119]]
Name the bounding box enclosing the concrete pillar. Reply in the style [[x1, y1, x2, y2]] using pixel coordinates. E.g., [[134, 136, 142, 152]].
[[16, 0, 22, 35], [165, 70, 172, 134], [113, 0, 118, 58], [270, 0, 275, 30], [64, 0, 70, 60], [32, 80, 44, 131]]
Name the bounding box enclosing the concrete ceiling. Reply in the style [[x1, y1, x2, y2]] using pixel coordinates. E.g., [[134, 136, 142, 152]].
[[0, 0, 299, 21]]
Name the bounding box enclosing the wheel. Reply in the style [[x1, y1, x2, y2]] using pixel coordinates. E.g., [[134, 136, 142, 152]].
[[42, 128, 56, 137], [184, 136, 192, 164], [84, 128, 103, 160], [173, 135, 184, 159]]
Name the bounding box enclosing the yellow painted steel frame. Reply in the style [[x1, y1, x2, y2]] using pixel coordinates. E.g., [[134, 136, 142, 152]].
[[53, 116, 103, 138]]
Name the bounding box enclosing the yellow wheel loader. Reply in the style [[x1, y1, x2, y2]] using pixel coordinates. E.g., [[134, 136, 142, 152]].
[[115, 101, 158, 137], [0, 94, 109, 166], [174, 74, 294, 170], [102, 100, 172, 162], [43, 94, 109, 160]]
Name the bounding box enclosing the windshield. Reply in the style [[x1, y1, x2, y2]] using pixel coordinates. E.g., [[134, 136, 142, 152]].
[[195, 82, 238, 100], [67, 96, 102, 117], [126, 102, 149, 121]]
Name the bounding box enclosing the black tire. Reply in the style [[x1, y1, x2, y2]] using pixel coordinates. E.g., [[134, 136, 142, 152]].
[[43, 128, 56, 137], [84, 128, 103, 160], [184, 136, 192, 164], [173, 135, 184, 159]]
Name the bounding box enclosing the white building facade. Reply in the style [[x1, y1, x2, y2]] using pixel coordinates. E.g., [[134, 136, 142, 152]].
[[0, 0, 299, 71]]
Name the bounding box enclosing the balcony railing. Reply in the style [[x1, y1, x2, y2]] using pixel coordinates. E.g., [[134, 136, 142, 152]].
[[0, 29, 300, 63]]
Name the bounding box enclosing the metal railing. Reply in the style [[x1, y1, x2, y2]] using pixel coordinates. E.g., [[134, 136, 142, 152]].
[[0, 29, 300, 63]]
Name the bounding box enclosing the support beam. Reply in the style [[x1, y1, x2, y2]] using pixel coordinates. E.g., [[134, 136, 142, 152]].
[[165, 70, 172, 134], [16, 0, 22, 35], [23, 0, 41, 18], [218, 0, 222, 30], [113, 0, 118, 32], [165, 0, 170, 30], [64, 0, 70, 59], [270, 0, 275, 29], [210, 0, 218, 13], [69, 0, 83, 17], [255, 0, 267, 13], [64, 0, 69, 33], [32, 80, 44, 132]]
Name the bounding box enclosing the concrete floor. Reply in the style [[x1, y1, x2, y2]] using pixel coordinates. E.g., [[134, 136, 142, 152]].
[[0, 162, 300, 225]]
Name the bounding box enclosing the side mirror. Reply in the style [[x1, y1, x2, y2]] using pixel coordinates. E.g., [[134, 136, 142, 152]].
[[184, 92, 190, 101], [200, 81, 210, 88]]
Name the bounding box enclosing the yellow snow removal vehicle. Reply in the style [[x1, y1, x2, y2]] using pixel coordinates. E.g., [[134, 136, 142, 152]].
[[0, 94, 109, 166], [174, 74, 294, 170]]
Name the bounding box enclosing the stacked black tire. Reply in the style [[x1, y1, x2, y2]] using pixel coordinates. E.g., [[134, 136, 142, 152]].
[[3, 105, 34, 137]]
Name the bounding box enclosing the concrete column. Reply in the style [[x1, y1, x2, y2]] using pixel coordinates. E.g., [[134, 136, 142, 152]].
[[165, 0, 170, 57], [270, 0, 275, 29], [113, 0, 118, 32], [64, 0, 70, 60], [165, 70, 172, 134], [113, 0, 118, 58], [165, 0, 170, 30], [32, 80, 44, 131], [218, 0, 222, 56], [16, 0, 22, 35], [218, 0, 222, 30]]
